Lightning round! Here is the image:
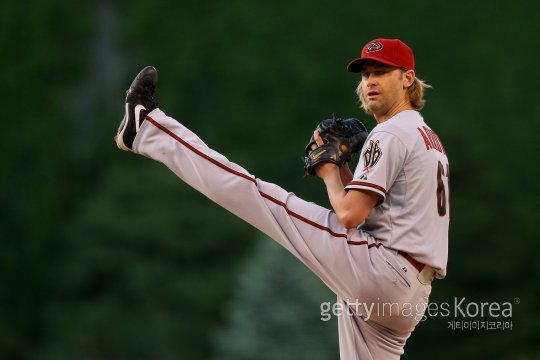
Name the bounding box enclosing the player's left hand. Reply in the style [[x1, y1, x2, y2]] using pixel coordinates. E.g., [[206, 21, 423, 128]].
[[304, 117, 369, 176]]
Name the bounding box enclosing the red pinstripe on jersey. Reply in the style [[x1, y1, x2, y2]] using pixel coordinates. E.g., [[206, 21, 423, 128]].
[[346, 240, 384, 248], [347, 181, 387, 195], [145, 115, 349, 239], [142, 115, 429, 268]]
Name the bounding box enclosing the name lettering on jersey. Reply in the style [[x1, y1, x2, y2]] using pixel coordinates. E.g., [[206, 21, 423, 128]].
[[417, 126, 446, 155], [362, 140, 383, 171]]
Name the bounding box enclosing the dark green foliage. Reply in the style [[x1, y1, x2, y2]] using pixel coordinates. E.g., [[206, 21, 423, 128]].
[[1, 0, 539, 359], [212, 237, 338, 360]]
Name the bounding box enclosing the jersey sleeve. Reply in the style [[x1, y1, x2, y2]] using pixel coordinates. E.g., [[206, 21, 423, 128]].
[[344, 131, 406, 201]]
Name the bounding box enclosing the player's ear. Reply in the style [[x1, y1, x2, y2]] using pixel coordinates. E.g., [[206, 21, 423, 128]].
[[403, 70, 415, 88]]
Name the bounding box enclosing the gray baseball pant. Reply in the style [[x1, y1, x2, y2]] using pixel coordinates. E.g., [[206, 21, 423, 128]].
[[133, 109, 432, 360]]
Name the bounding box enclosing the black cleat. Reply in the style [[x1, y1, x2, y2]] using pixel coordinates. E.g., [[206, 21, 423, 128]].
[[115, 66, 158, 151]]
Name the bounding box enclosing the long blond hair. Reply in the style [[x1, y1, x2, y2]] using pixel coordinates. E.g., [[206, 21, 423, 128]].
[[355, 73, 432, 114]]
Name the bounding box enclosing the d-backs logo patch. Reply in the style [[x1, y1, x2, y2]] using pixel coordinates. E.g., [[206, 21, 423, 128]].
[[363, 140, 382, 171], [366, 41, 383, 53]]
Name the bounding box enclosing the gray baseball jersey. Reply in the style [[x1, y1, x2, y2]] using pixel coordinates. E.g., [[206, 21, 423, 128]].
[[133, 108, 442, 359], [345, 110, 450, 279]]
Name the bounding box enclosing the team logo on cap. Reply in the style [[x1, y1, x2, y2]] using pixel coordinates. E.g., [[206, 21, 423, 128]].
[[366, 42, 383, 53]]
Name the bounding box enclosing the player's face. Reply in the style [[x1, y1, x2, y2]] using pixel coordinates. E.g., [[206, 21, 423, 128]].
[[360, 61, 414, 121]]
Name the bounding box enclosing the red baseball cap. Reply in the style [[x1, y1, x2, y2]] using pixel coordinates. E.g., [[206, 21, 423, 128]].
[[347, 38, 415, 72]]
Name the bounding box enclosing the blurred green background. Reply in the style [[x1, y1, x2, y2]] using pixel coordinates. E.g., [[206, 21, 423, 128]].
[[1, 0, 539, 359]]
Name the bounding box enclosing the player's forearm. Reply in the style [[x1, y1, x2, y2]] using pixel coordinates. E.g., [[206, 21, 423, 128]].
[[318, 165, 368, 229], [339, 164, 353, 187]]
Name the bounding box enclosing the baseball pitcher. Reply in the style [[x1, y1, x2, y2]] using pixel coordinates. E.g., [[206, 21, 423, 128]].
[[115, 38, 450, 359]]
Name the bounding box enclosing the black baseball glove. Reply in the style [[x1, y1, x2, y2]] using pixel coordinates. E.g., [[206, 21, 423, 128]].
[[304, 117, 369, 176]]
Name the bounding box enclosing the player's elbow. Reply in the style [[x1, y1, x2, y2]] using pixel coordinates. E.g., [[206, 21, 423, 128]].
[[337, 210, 366, 230], [332, 188, 378, 229]]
